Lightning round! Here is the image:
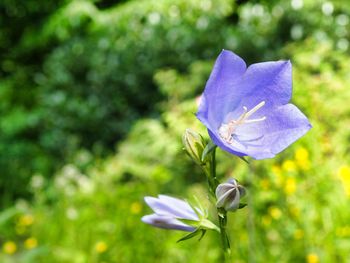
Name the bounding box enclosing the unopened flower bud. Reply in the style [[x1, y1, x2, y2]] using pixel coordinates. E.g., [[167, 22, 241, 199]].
[[216, 178, 246, 212], [142, 195, 201, 232], [182, 129, 206, 165]]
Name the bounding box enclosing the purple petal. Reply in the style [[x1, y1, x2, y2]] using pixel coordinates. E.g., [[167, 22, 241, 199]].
[[215, 182, 235, 200], [228, 104, 311, 159], [237, 60, 292, 111], [144, 195, 198, 220], [216, 188, 235, 208], [212, 61, 292, 128], [197, 50, 246, 129], [225, 189, 241, 211], [208, 129, 246, 157], [142, 214, 195, 232], [157, 195, 199, 218]]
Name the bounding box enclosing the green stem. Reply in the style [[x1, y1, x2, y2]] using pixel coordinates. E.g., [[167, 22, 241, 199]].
[[208, 146, 231, 262], [218, 208, 231, 261], [209, 145, 220, 189], [211, 144, 216, 179], [247, 163, 256, 263]]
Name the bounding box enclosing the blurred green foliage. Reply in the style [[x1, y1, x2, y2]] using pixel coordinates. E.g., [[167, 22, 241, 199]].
[[0, 0, 235, 202], [1, 0, 350, 262]]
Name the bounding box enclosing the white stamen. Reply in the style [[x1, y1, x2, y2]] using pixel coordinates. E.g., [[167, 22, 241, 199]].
[[219, 101, 266, 145], [243, 116, 266, 124], [244, 101, 265, 119]]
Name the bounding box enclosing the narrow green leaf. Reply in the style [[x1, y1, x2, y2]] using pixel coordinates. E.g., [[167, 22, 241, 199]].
[[198, 229, 206, 241], [177, 229, 201, 243], [238, 156, 249, 164], [226, 233, 231, 249]]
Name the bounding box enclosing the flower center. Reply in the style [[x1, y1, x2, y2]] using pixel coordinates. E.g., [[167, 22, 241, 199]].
[[218, 101, 266, 144]]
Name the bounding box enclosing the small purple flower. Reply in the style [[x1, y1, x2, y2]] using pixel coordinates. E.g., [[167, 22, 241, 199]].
[[197, 50, 311, 159], [142, 195, 200, 232]]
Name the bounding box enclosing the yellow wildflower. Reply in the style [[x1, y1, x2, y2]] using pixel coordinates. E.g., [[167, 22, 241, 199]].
[[3, 241, 17, 255], [282, 160, 296, 172], [95, 241, 108, 253], [297, 158, 310, 170], [295, 147, 310, 170], [284, 177, 297, 195], [338, 165, 350, 180], [130, 202, 142, 215], [24, 237, 38, 249], [306, 253, 319, 263], [294, 229, 304, 239], [338, 165, 350, 197], [268, 207, 282, 220], [18, 214, 34, 227], [295, 147, 309, 161]]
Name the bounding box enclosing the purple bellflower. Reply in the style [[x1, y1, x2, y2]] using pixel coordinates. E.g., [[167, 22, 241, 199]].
[[196, 50, 311, 159], [142, 195, 200, 232]]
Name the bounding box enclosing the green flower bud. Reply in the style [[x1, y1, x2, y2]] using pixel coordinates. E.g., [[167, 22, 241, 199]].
[[182, 129, 206, 165], [216, 178, 246, 212]]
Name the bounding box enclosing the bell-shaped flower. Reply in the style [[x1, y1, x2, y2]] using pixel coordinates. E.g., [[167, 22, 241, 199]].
[[142, 195, 201, 232], [216, 178, 246, 212], [196, 50, 311, 159]]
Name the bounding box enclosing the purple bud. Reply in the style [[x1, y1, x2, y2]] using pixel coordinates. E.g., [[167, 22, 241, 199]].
[[216, 178, 246, 212], [141, 195, 200, 232], [142, 214, 196, 232]]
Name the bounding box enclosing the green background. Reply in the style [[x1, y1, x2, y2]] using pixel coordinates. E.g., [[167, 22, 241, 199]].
[[1, 0, 350, 262]]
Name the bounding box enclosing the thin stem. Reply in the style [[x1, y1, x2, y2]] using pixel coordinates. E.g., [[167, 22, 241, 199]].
[[210, 145, 220, 189], [203, 165, 215, 198], [208, 146, 231, 262], [211, 145, 216, 179], [247, 163, 256, 263], [218, 208, 231, 262]]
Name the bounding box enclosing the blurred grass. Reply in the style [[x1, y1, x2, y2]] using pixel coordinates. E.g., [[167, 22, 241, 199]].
[[1, 0, 350, 262]]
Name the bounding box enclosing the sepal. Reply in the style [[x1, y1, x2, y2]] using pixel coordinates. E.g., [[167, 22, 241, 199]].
[[238, 203, 247, 209], [199, 219, 220, 232], [176, 217, 219, 243], [238, 156, 249, 164], [177, 228, 206, 243], [201, 140, 217, 163]]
